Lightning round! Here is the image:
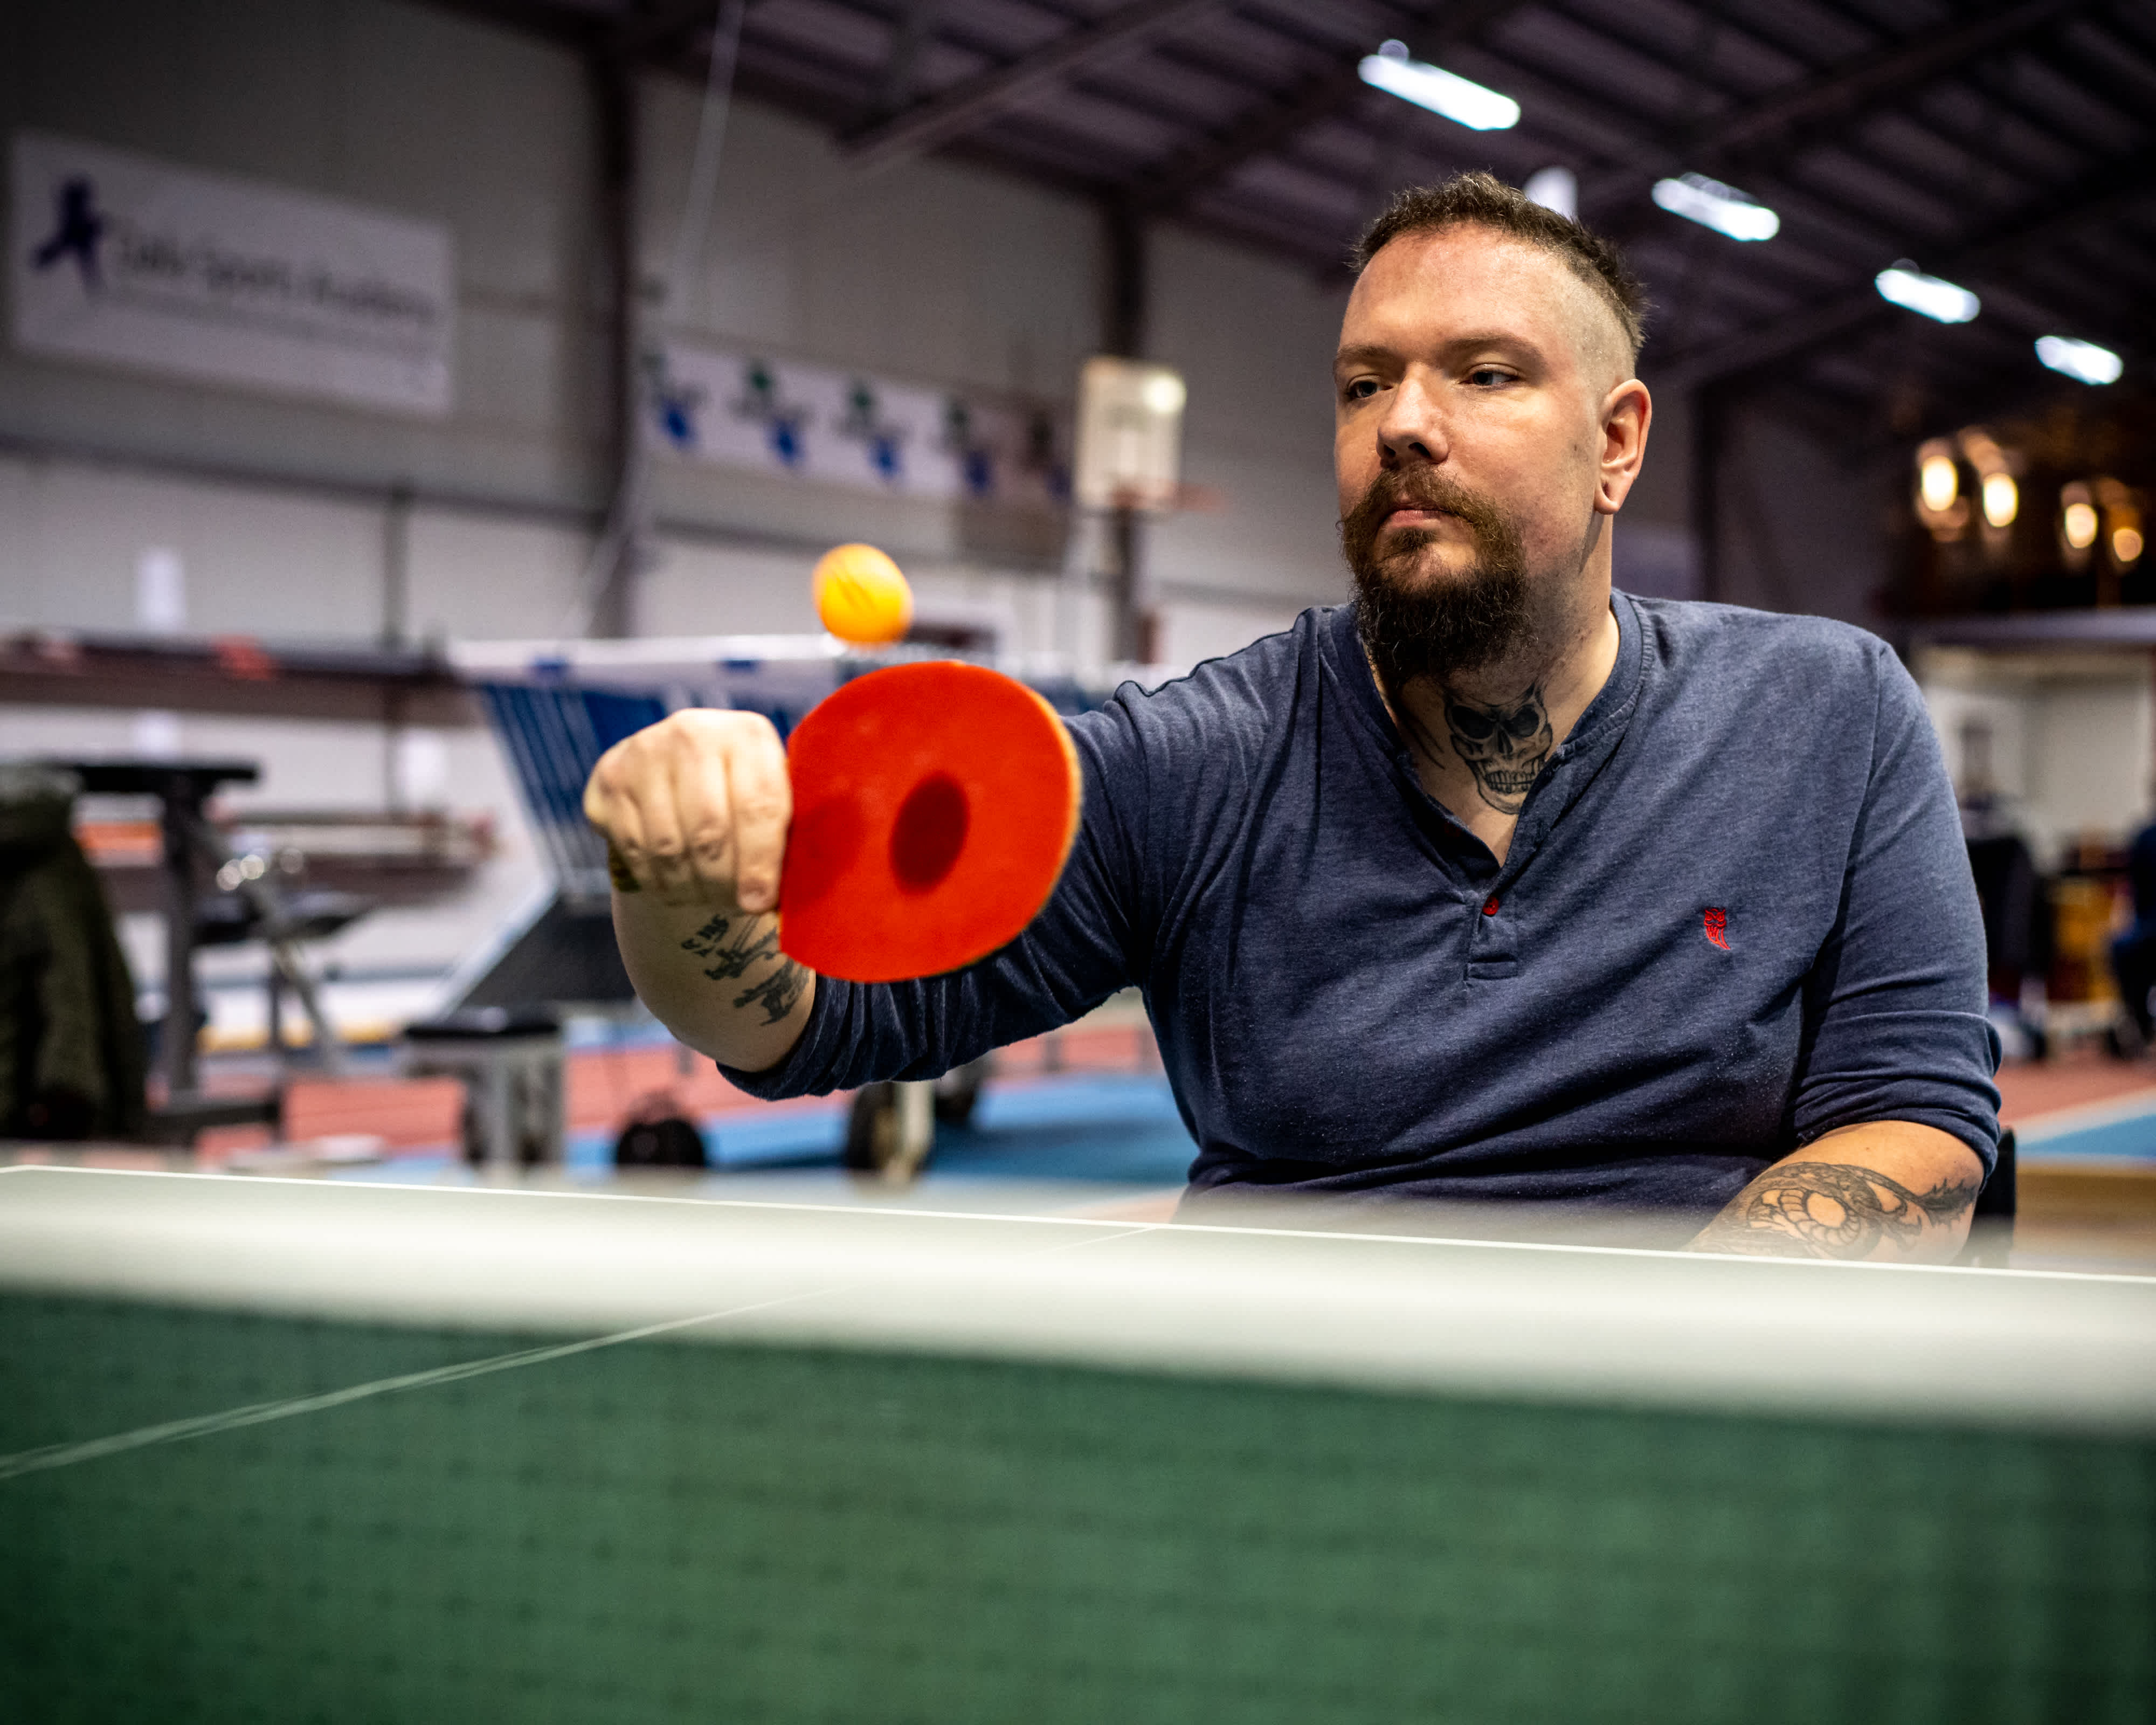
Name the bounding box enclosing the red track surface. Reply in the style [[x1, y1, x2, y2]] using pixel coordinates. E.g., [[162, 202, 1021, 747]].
[[190, 1028, 2144, 1159], [199, 1020, 1161, 1158], [1996, 1048, 2156, 1126]]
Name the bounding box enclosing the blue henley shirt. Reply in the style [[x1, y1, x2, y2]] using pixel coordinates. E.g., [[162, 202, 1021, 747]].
[[725, 591, 2001, 1225]]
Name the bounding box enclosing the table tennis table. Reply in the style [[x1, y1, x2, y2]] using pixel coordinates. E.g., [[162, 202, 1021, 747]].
[[2, 1166, 2150, 1723]]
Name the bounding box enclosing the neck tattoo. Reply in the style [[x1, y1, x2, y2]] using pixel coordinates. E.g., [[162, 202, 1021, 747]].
[[1441, 682, 1554, 814]]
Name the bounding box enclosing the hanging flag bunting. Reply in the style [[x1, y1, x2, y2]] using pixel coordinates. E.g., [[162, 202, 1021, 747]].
[[647, 341, 1069, 508]]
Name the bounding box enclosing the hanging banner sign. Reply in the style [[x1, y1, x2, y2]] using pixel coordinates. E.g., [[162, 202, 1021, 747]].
[[10, 130, 454, 416], [647, 341, 1069, 508]]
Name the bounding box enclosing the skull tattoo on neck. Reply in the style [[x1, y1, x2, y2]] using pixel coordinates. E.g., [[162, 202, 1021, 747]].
[[1443, 684, 1553, 814]]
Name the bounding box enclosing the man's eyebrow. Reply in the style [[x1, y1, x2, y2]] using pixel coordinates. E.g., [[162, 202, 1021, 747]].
[[1332, 343, 1397, 372], [1333, 333, 1551, 373], [1440, 330, 1546, 358]]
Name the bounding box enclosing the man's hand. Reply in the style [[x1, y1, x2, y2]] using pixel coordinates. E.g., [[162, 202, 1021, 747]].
[[583, 710, 815, 1072], [584, 709, 791, 909], [1687, 1121, 1986, 1264]]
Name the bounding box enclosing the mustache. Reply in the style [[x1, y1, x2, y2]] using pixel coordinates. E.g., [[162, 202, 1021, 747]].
[[1339, 467, 1514, 566], [1367, 474, 1471, 518]]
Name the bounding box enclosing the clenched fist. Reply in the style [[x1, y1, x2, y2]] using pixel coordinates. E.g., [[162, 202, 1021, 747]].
[[582, 709, 791, 910], [586, 709, 814, 1068]]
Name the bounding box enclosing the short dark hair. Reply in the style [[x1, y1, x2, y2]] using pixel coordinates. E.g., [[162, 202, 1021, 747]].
[[1350, 171, 1649, 366]]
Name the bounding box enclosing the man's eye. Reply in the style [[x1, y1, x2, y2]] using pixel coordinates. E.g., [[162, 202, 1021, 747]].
[[1468, 367, 1512, 387], [1343, 378, 1381, 401]]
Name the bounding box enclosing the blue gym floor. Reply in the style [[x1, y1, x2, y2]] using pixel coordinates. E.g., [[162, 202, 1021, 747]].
[[338, 1071, 1199, 1201], [2017, 1093, 2156, 1164], [319, 1055, 2156, 1216]]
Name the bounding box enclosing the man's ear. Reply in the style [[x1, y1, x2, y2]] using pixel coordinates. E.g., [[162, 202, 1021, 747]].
[[1595, 380, 1651, 515]]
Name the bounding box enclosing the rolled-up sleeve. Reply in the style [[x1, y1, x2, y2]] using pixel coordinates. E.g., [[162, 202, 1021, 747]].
[[1793, 645, 2002, 1171]]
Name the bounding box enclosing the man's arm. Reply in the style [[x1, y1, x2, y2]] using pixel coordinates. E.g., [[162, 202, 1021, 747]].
[[1688, 1120, 1984, 1262], [588, 696, 1150, 1094], [1737, 639, 2000, 1259], [584, 709, 816, 1074]]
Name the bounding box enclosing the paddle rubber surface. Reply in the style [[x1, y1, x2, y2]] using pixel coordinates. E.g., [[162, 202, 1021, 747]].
[[778, 661, 1082, 982]]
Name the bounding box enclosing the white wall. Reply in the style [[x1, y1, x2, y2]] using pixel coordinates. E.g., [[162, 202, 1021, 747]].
[[1144, 228, 1348, 613], [645, 88, 1100, 408], [1923, 684, 2032, 802], [1918, 652, 2153, 869], [1, 0, 1352, 647], [0, 0, 604, 503], [2027, 679, 2154, 861], [0, 0, 1359, 1005], [0, 459, 388, 639]]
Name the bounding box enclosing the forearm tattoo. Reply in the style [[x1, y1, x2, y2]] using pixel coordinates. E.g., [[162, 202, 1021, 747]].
[[1694, 1162, 1980, 1260], [733, 962, 808, 1025], [678, 913, 808, 1026], [1442, 683, 1554, 813], [681, 912, 774, 979]]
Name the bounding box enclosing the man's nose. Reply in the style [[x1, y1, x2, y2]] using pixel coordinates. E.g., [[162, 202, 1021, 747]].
[[1376, 371, 1449, 467]]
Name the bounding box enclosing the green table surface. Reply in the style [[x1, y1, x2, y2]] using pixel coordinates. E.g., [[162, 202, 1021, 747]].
[[3, 1167, 2150, 1724]]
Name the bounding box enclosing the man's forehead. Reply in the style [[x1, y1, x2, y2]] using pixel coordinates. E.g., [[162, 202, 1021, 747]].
[[1339, 224, 1625, 376]]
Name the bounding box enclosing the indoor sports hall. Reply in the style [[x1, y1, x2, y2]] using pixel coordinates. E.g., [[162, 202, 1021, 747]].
[[3, 2, 2153, 1719]]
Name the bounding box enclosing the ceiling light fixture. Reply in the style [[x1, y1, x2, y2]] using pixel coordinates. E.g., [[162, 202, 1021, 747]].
[[1523, 165, 1577, 219], [1875, 263, 1980, 325], [1981, 472, 2019, 529], [2034, 334, 2124, 386], [1913, 439, 1967, 540], [1359, 40, 1519, 131], [2058, 481, 2098, 569], [1918, 452, 1959, 514], [1649, 174, 1779, 242]]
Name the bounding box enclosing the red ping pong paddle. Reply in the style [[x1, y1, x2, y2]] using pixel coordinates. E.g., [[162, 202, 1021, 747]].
[[778, 661, 1082, 983]]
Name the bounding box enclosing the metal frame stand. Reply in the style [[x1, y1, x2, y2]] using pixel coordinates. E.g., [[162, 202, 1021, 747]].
[[64, 760, 347, 1143], [406, 1016, 567, 1172]]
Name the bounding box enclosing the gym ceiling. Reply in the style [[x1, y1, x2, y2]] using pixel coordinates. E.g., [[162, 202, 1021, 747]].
[[432, 0, 2156, 436]]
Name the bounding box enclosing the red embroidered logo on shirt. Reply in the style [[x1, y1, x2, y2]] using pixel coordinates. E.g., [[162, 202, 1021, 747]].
[[1703, 907, 1730, 951]]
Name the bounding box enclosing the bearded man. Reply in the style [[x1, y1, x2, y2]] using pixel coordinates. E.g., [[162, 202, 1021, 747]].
[[585, 173, 1999, 1261]]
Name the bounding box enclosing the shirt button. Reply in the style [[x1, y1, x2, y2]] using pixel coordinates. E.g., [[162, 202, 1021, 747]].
[[1481, 895, 1500, 916]]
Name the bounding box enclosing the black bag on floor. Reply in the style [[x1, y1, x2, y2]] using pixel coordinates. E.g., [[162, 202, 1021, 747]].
[[613, 1114, 708, 1169]]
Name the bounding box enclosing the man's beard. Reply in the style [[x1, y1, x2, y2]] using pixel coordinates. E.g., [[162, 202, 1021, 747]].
[[1341, 468, 1530, 691]]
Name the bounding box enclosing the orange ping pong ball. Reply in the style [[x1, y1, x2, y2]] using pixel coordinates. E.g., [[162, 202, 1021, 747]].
[[813, 543, 914, 646]]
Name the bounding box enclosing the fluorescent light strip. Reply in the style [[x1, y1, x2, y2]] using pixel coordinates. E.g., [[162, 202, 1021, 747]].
[[1358, 43, 1519, 131], [1649, 174, 1779, 242], [2035, 335, 2123, 386], [1875, 264, 1980, 325], [1523, 165, 1578, 219]]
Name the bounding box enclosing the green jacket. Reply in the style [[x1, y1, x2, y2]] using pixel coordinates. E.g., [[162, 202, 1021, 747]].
[[0, 771, 148, 1140]]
